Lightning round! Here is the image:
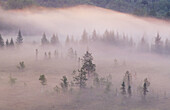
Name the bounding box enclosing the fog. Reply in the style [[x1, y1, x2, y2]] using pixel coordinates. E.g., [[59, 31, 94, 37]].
[[0, 5, 170, 41], [0, 5, 170, 110]]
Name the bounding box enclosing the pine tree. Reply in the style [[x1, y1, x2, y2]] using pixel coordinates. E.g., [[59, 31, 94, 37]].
[[67, 48, 74, 59], [92, 29, 97, 41], [121, 81, 126, 96], [143, 82, 148, 96], [138, 36, 149, 52], [51, 34, 59, 45], [65, 35, 70, 46], [41, 33, 49, 45], [0, 34, 4, 48], [143, 78, 150, 98], [60, 76, 69, 92], [82, 51, 96, 77], [17, 61, 25, 70], [6, 39, 9, 47], [36, 49, 38, 60], [71, 36, 75, 44], [128, 85, 132, 97], [74, 67, 88, 89], [16, 30, 23, 45], [80, 30, 88, 44], [9, 38, 14, 47], [54, 50, 58, 58], [124, 71, 132, 97], [153, 33, 163, 53]]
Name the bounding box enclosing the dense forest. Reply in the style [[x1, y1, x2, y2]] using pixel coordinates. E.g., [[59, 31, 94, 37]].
[[0, 0, 170, 19]]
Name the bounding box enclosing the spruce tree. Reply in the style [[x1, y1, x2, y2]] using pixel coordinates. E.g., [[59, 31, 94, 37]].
[[92, 29, 97, 41], [82, 51, 96, 77], [0, 34, 4, 48], [51, 34, 59, 45], [74, 67, 88, 89], [9, 38, 14, 47], [41, 33, 49, 45], [6, 39, 9, 47], [16, 30, 23, 45], [153, 33, 163, 53], [80, 30, 88, 44], [65, 35, 70, 46]]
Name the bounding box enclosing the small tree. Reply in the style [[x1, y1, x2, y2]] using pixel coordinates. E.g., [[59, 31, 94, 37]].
[[124, 71, 132, 97], [143, 78, 150, 99], [67, 48, 74, 59], [16, 30, 23, 45], [39, 75, 47, 86], [17, 61, 25, 70], [60, 76, 69, 92], [9, 75, 17, 86], [121, 81, 126, 96], [128, 85, 132, 97], [104, 77, 112, 93], [35, 49, 38, 60]]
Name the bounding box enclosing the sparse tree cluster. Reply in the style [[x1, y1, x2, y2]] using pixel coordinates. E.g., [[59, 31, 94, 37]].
[[41, 33, 60, 46], [0, 30, 23, 49]]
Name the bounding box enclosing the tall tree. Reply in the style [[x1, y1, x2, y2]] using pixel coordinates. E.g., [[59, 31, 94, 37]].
[[16, 30, 23, 45]]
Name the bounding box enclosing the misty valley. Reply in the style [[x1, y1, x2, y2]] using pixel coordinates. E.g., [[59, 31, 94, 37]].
[[0, 5, 170, 110]]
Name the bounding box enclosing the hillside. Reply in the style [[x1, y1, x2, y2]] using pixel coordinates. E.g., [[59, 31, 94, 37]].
[[0, 0, 170, 19]]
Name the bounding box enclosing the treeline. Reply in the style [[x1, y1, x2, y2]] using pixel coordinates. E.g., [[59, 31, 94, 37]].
[[0, 0, 170, 19], [0, 29, 170, 56], [40, 30, 170, 55]]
